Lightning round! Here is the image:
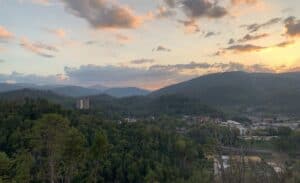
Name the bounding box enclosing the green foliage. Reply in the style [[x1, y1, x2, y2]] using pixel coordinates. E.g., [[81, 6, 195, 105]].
[[274, 130, 300, 155], [0, 100, 215, 182], [0, 99, 298, 182], [12, 150, 34, 183], [0, 152, 11, 183], [188, 123, 239, 148]]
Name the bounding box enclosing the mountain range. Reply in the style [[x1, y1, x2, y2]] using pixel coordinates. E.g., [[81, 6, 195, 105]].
[[0, 83, 150, 98], [1, 71, 300, 116]]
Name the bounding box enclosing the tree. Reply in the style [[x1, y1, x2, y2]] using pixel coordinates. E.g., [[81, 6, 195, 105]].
[[62, 128, 86, 183], [31, 114, 70, 183], [0, 152, 11, 183], [88, 131, 110, 183], [277, 127, 292, 137], [12, 150, 34, 183]]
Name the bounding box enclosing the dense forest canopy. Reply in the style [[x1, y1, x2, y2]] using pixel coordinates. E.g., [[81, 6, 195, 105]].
[[0, 99, 299, 182]]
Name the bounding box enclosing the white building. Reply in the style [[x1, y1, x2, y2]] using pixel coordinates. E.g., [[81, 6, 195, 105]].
[[76, 98, 90, 110], [222, 120, 248, 136]]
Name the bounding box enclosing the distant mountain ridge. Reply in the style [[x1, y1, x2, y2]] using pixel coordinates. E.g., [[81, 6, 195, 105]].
[[50, 86, 101, 97], [3, 71, 300, 115], [0, 89, 74, 108], [0, 83, 150, 97], [104, 87, 150, 98]]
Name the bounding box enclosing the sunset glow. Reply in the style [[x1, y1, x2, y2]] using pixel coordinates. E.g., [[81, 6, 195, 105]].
[[1, 0, 300, 90]]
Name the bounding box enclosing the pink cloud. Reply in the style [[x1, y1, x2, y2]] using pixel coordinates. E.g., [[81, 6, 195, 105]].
[[19, 37, 58, 58], [44, 28, 66, 39], [115, 33, 132, 43], [231, 0, 258, 5], [0, 26, 14, 40]]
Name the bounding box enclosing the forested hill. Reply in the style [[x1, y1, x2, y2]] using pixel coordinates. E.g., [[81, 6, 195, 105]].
[[89, 94, 224, 118], [0, 89, 224, 119], [0, 89, 75, 108], [103, 87, 150, 97], [150, 71, 300, 115], [0, 83, 149, 98]]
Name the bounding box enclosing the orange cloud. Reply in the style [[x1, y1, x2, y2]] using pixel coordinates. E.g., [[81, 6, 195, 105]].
[[238, 33, 269, 43], [231, 0, 258, 5], [274, 40, 295, 48], [0, 26, 14, 40], [226, 44, 265, 53], [44, 28, 66, 39], [31, 0, 49, 5], [178, 19, 200, 34], [19, 37, 58, 58], [115, 33, 132, 43]]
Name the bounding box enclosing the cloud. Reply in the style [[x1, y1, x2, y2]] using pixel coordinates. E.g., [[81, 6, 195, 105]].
[[85, 40, 98, 45], [31, 0, 49, 5], [61, 0, 142, 29], [221, 38, 294, 55], [274, 40, 295, 48], [238, 33, 269, 43], [0, 26, 14, 40], [130, 59, 155, 65], [284, 16, 300, 37], [63, 62, 277, 89], [163, 0, 227, 33], [228, 38, 235, 44], [163, 0, 177, 8], [226, 44, 265, 52], [153, 45, 171, 52], [64, 64, 190, 89], [220, 39, 295, 55], [150, 61, 212, 71], [18, 0, 50, 5], [204, 31, 220, 38], [0, 61, 288, 90], [149, 61, 274, 73], [114, 33, 131, 43], [155, 6, 176, 19], [0, 71, 65, 85], [217, 62, 274, 73], [213, 50, 226, 56], [178, 19, 200, 33], [19, 37, 58, 58], [231, 0, 258, 5], [44, 28, 66, 38], [181, 0, 227, 19], [241, 17, 281, 32]]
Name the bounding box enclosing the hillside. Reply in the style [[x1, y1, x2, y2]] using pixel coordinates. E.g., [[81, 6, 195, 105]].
[[103, 87, 150, 97], [150, 71, 300, 115], [50, 86, 101, 97], [0, 89, 222, 118], [0, 89, 75, 108], [0, 83, 149, 98], [0, 83, 38, 92]]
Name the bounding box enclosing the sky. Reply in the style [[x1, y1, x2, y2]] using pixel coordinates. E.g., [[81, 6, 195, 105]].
[[1, 0, 300, 90]]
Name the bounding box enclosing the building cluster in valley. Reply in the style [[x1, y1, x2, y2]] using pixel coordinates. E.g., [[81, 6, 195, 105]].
[[182, 114, 300, 136], [181, 113, 299, 177]]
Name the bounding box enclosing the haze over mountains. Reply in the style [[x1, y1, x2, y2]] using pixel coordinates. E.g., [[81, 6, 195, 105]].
[[0, 83, 150, 98], [1, 71, 300, 115]]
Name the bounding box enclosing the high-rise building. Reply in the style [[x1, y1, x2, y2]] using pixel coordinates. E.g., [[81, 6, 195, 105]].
[[76, 98, 90, 110]]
